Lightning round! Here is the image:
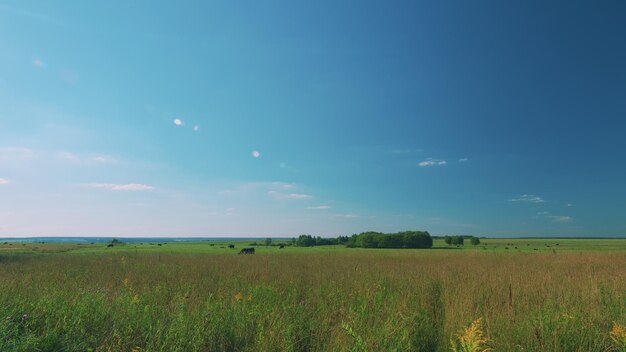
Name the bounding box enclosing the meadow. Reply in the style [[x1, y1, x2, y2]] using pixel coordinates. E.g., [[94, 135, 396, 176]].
[[1, 239, 625, 351]]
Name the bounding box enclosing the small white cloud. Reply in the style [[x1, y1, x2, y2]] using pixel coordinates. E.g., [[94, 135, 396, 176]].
[[0, 147, 34, 159], [419, 159, 447, 167], [193, 125, 200, 132], [548, 215, 572, 223], [267, 191, 312, 200], [91, 155, 116, 163], [308, 205, 331, 210], [86, 183, 154, 191], [537, 211, 550, 215], [332, 213, 360, 218], [459, 158, 469, 162], [509, 194, 546, 203], [56, 151, 78, 160], [251, 150, 261, 158], [287, 193, 311, 199], [174, 119, 183, 126], [271, 182, 295, 189], [566, 203, 573, 207], [0, 178, 10, 185]]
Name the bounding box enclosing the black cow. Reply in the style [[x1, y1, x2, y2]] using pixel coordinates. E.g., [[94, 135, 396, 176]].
[[239, 248, 255, 254], [228, 244, 235, 249], [279, 244, 285, 249]]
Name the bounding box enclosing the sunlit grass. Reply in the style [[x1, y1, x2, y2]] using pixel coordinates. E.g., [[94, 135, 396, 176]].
[[1, 247, 625, 350]]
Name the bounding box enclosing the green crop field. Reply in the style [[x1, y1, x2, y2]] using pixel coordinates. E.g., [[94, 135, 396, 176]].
[[1, 239, 626, 351]]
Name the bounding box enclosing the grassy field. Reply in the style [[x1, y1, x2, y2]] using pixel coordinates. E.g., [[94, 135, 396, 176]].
[[1, 239, 626, 351]]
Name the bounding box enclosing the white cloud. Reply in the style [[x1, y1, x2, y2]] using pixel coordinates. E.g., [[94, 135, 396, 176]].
[[174, 119, 183, 126], [537, 211, 550, 215], [332, 213, 360, 218], [267, 191, 312, 200], [252, 150, 261, 158], [91, 155, 116, 163], [86, 183, 154, 191], [0, 178, 10, 185], [0, 4, 62, 26], [548, 215, 572, 223], [56, 152, 116, 164], [272, 182, 295, 189], [193, 125, 200, 132], [56, 151, 78, 160], [287, 193, 311, 199], [0, 147, 34, 159], [419, 159, 447, 167], [566, 203, 573, 207], [459, 158, 469, 162], [509, 194, 546, 203], [308, 205, 331, 210]]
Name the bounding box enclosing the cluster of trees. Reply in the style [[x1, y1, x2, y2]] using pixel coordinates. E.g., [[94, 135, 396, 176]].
[[347, 231, 433, 249], [294, 235, 344, 247], [443, 235, 480, 246], [293, 232, 433, 249]]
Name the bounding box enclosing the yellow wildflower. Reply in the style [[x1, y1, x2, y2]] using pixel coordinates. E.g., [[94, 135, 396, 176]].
[[610, 321, 626, 350], [451, 318, 492, 352]]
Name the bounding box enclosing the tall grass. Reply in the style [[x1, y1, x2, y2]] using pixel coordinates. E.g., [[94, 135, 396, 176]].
[[1, 251, 625, 351]]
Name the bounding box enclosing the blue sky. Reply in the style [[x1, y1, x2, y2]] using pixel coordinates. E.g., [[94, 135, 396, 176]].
[[1, 1, 625, 237]]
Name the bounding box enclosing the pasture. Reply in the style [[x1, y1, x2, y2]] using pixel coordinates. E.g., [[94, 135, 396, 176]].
[[1, 239, 625, 351]]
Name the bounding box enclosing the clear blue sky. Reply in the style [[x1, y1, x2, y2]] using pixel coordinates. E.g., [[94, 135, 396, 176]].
[[1, 0, 625, 237]]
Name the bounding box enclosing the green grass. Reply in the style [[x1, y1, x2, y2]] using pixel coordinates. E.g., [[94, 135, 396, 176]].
[[1, 239, 625, 351]]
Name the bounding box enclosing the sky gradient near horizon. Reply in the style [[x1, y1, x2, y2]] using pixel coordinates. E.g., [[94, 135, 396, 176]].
[[1, 1, 626, 237]]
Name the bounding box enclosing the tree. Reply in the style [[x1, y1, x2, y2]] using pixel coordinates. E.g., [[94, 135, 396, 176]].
[[451, 236, 464, 246], [296, 234, 316, 247], [444, 236, 452, 246], [264, 237, 272, 246], [470, 237, 480, 246], [351, 231, 433, 249]]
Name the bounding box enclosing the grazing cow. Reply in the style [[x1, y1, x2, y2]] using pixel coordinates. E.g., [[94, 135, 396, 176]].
[[279, 244, 285, 249], [228, 244, 235, 249], [107, 244, 114, 248], [239, 248, 255, 254]]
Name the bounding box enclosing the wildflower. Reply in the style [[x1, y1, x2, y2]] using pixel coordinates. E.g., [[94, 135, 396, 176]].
[[610, 321, 626, 350], [451, 318, 492, 352], [247, 295, 253, 302], [21, 314, 28, 321], [234, 292, 243, 301], [131, 294, 140, 305], [123, 277, 130, 286]]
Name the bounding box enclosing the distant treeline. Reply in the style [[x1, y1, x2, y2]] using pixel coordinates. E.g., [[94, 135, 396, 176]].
[[294, 231, 433, 249]]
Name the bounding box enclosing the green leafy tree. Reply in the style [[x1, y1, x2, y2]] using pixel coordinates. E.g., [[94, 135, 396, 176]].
[[470, 237, 480, 246], [296, 234, 316, 247], [264, 237, 272, 246], [444, 236, 453, 246]]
